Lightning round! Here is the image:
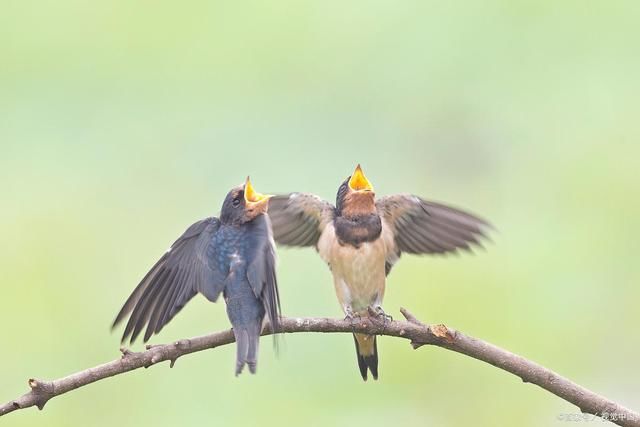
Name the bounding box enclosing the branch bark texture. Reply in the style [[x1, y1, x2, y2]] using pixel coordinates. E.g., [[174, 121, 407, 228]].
[[1, 309, 638, 426]]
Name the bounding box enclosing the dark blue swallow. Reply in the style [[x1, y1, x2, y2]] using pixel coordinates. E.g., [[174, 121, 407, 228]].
[[113, 177, 280, 375]]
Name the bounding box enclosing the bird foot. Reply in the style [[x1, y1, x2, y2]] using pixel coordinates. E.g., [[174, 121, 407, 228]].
[[368, 306, 392, 331], [344, 307, 362, 329]]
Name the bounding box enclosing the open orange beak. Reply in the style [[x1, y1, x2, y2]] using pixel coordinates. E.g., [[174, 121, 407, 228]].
[[244, 176, 273, 206], [348, 164, 374, 192]]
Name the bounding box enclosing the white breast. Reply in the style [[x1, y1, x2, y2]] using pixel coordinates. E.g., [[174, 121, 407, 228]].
[[318, 223, 389, 313]]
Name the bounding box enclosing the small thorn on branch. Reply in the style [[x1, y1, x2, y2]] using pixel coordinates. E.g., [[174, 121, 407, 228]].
[[27, 378, 53, 411], [169, 358, 177, 368], [400, 307, 422, 325], [119, 347, 134, 358]]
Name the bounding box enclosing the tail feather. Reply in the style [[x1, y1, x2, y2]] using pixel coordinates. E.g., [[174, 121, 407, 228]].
[[234, 328, 249, 376], [353, 333, 378, 381], [246, 328, 260, 374], [233, 324, 261, 376]]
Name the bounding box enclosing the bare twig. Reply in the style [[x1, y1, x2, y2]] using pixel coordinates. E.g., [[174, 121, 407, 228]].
[[1, 310, 638, 426]]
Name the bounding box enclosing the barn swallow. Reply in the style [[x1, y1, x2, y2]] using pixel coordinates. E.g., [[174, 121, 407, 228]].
[[267, 165, 490, 380], [113, 177, 280, 375]]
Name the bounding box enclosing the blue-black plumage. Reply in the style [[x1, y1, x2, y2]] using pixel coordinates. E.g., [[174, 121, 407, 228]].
[[113, 177, 280, 375]]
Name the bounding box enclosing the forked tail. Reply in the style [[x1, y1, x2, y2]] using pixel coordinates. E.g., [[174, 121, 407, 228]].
[[233, 324, 260, 375], [353, 333, 378, 381]]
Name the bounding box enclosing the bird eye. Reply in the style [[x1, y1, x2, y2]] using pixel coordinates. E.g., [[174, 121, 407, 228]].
[[232, 198, 241, 208]]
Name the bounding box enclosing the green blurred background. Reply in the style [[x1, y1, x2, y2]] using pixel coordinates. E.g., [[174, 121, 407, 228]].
[[2, 1, 639, 426]]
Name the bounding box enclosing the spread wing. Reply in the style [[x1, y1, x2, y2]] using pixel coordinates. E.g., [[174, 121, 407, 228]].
[[245, 216, 281, 332], [376, 194, 492, 274], [267, 193, 335, 248], [113, 217, 225, 343]]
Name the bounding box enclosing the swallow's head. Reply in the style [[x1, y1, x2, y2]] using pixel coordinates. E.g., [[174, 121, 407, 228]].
[[221, 177, 273, 225], [336, 164, 376, 217]]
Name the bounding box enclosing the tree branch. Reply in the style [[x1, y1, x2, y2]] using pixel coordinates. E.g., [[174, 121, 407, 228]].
[[1, 309, 638, 426]]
